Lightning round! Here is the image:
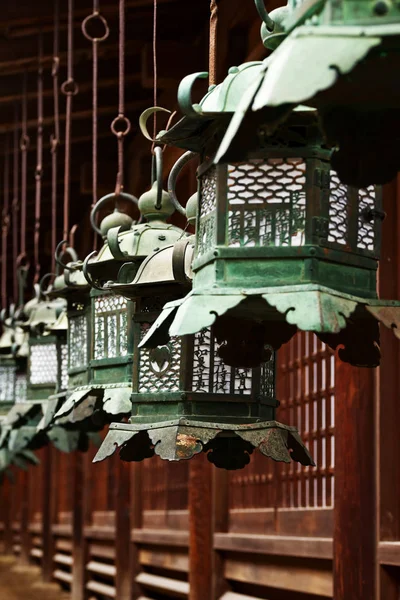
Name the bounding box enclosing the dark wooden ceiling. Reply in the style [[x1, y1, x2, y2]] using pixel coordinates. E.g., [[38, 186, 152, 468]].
[[0, 0, 270, 303]]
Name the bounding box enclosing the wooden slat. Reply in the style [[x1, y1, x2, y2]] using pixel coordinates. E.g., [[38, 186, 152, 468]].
[[221, 593, 265, 600], [136, 573, 189, 598], [379, 542, 400, 566], [51, 524, 72, 536], [31, 536, 42, 546], [55, 539, 73, 552], [132, 528, 189, 547], [86, 560, 116, 578], [89, 543, 115, 560], [30, 548, 43, 558], [214, 534, 333, 560], [83, 526, 115, 540], [139, 548, 189, 573], [86, 580, 116, 598], [225, 557, 333, 598], [54, 553, 73, 566], [53, 569, 73, 584]]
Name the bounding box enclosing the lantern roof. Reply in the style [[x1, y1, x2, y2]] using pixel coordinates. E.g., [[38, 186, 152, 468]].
[[52, 261, 90, 297], [47, 310, 68, 333], [21, 296, 66, 334]]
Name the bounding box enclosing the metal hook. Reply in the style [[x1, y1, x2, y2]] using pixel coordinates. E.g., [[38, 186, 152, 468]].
[[55, 240, 79, 271], [82, 251, 107, 291], [90, 192, 139, 236], [152, 146, 164, 211], [139, 106, 172, 142], [168, 151, 198, 216], [254, 0, 275, 31]]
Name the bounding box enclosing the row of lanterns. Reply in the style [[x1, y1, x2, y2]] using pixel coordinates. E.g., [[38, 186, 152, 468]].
[[0, 0, 399, 472]]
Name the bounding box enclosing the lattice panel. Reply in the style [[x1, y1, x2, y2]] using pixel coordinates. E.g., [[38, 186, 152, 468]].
[[69, 314, 88, 369], [228, 158, 306, 247], [138, 324, 181, 393], [197, 168, 217, 257], [0, 366, 16, 402], [358, 185, 376, 251], [229, 333, 335, 510], [30, 343, 58, 385], [60, 344, 69, 390], [191, 328, 275, 396], [94, 294, 128, 360], [15, 373, 27, 403], [328, 171, 349, 246]]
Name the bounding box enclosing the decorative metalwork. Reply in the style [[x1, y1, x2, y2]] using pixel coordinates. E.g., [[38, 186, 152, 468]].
[[60, 343, 69, 390], [94, 294, 128, 360], [15, 374, 27, 404], [69, 314, 88, 370], [0, 366, 16, 402], [29, 343, 58, 385], [138, 325, 181, 393]]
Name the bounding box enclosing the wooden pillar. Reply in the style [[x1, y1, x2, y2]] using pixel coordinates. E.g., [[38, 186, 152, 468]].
[[19, 469, 31, 564], [131, 462, 143, 600], [41, 445, 55, 581], [333, 361, 377, 599], [115, 459, 132, 600], [212, 468, 229, 600], [189, 454, 212, 600], [2, 475, 13, 554], [71, 452, 87, 600], [377, 178, 400, 600]]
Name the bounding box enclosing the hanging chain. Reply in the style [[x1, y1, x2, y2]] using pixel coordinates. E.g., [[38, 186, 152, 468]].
[[51, 0, 60, 274], [111, 0, 131, 198], [152, 0, 158, 143], [12, 108, 19, 303], [34, 34, 44, 285], [209, 0, 218, 86], [82, 0, 109, 249], [1, 137, 10, 310], [19, 72, 29, 264], [61, 0, 79, 244]]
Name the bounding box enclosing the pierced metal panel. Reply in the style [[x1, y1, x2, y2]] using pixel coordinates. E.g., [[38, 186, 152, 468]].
[[94, 294, 128, 360], [328, 171, 348, 245], [30, 343, 58, 385], [138, 324, 181, 393], [60, 344, 69, 391], [0, 366, 16, 402], [228, 158, 306, 247], [191, 328, 275, 397], [357, 186, 376, 252], [15, 373, 27, 403], [69, 314, 88, 369], [197, 167, 217, 257]]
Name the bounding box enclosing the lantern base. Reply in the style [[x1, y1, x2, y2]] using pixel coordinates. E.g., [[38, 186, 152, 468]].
[[53, 384, 132, 430], [139, 284, 400, 368], [93, 418, 314, 471]]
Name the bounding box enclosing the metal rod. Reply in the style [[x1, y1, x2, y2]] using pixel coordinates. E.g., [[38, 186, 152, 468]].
[[34, 33, 44, 284]]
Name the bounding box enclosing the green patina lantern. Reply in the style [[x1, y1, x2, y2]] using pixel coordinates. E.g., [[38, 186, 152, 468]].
[[139, 61, 400, 370], [52, 184, 185, 430], [1, 291, 67, 455], [92, 164, 314, 471], [221, 0, 400, 187], [0, 312, 39, 471]]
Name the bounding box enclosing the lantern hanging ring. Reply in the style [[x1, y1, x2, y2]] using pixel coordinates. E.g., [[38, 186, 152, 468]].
[[254, 0, 275, 32], [82, 250, 107, 291], [38, 272, 55, 298], [55, 239, 79, 271], [168, 151, 198, 216], [90, 191, 139, 236], [152, 145, 164, 210]]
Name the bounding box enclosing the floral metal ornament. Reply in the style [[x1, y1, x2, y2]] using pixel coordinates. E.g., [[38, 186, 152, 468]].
[[217, 0, 400, 187], [139, 62, 400, 370], [93, 161, 314, 471]]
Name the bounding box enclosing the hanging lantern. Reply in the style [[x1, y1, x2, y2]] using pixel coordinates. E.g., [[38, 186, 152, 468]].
[[52, 185, 186, 431], [92, 159, 314, 471], [139, 64, 400, 370], [5, 291, 67, 455], [217, 0, 400, 187]]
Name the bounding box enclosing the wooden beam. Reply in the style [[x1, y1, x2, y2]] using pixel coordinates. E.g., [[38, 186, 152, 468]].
[[41, 445, 55, 582], [214, 534, 333, 560], [131, 463, 143, 599], [212, 469, 230, 600], [333, 360, 377, 599], [71, 452, 87, 600], [115, 460, 132, 600]]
